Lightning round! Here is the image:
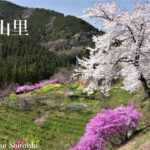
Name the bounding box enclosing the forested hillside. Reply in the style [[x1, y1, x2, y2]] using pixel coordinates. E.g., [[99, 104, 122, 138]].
[[0, 0, 102, 88]]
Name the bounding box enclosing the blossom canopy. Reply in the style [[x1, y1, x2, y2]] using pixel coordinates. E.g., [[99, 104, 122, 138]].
[[74, 2, 150, 95]]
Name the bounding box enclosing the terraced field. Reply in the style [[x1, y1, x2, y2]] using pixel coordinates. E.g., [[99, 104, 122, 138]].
[[0, 86, 101, 150], [0, 83, 149, 150]]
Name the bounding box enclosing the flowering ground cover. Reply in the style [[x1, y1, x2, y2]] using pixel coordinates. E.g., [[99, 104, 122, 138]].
[[16, 83, 44, 94], [34, 84, 63, 93], [16, 79, 60, 94]]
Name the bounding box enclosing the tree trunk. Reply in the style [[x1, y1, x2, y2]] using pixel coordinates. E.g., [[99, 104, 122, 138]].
[[139, 74, 150, 98]]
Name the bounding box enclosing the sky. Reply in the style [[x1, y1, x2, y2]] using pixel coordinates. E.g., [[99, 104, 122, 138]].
[[8, 0, 149, 29]]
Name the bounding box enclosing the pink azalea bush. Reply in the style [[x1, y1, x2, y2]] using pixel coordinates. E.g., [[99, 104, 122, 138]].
[[16, 83, 44, 93], [16, 79, 59, 93], [70, 133, 105, 150], [70, 102, 142, 150], [49, 79, 59, 84]]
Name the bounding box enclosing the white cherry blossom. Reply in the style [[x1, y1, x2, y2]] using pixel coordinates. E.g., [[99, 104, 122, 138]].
[[74, 2, 150, 96]]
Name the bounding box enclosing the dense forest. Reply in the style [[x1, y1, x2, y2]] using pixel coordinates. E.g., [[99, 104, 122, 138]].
[[0, 36, 90, 87], [0, 1, 102, 88]]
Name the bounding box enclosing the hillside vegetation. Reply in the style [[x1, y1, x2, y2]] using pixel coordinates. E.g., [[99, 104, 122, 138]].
[[0, 81, 149, 150], [0, 0, 101, 89]]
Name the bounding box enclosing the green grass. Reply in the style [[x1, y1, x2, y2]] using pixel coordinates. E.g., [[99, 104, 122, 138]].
[[66, 82, 79, 91], [0, 108, 91, 150], [0, 83, 150, 150], [0, 88, 100, 150]]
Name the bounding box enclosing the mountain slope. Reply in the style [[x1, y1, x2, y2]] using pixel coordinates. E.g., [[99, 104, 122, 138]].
[[0, 0, 100, 52], [0, 0, 102, 88]]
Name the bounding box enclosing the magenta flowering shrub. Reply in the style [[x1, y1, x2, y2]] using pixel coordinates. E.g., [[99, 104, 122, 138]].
[[16, 79, 59, 93], [16, 83, 44, 94], [70, 102, 142, 150], [49, 79, 58, 84], [70, 133, 105, 150], [16, 79, 59, 94]]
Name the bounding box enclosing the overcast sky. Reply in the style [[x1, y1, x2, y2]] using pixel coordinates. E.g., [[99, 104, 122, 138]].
[[8, 0, 150, 29]]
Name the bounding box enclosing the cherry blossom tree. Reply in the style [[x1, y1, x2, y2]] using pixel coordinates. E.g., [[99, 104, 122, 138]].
[[74, 2, 150, 96]]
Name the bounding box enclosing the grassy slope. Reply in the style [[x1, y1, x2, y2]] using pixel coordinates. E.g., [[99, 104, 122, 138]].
[[0, 83, 149, 150]]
